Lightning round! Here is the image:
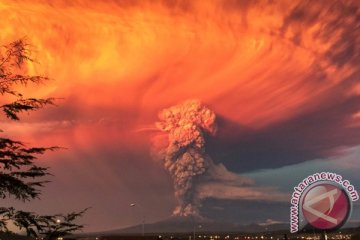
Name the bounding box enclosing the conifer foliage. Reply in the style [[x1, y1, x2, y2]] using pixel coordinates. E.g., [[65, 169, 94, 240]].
[[0, 39, 86, 240]]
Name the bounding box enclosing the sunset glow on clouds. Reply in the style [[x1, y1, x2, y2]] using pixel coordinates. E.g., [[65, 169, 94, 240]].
[[1, 0, 360, 231], [1, 0, 359, 126]]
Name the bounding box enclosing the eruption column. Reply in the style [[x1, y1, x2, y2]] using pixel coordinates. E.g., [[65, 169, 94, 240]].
[[154, 99, 217, 217]]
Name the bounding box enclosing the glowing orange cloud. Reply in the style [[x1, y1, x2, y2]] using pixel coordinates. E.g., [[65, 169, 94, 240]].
[[1, 0, 358, 131], [1, 0, 360, 232]]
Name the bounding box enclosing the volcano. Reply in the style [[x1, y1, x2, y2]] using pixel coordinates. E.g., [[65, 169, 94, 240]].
[[79, 216, 288, 237]]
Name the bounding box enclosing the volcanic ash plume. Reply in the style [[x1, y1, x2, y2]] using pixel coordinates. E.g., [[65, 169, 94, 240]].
[[154, 100, 217, 217]]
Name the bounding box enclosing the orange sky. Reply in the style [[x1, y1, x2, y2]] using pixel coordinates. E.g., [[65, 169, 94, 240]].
[[1, 0, 358, 130], [1, 0, 360, 232]]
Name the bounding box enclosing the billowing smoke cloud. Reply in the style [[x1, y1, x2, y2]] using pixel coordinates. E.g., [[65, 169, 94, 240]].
[[2, 0, 359, 230], [153, 99, 217, 217], [152, 99, 289, 217]]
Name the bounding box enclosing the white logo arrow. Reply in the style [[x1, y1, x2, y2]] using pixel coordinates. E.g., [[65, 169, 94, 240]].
[[303, 188, 338, 224]]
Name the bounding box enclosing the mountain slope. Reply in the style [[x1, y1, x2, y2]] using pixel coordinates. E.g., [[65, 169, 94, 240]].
[[99, 216, 288, 235]]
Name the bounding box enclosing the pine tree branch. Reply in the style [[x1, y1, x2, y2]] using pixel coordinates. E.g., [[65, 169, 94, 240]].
[[0, 138, 59, 170], [1, 97, 55, 120], [0, 207, 89, 238], [0, 38, 87, 239]]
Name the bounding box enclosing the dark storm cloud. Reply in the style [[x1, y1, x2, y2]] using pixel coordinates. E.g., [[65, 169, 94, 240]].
[[205, 0, 360, 173], [208, 94, 360, 173], [281, 0, 360, 67]]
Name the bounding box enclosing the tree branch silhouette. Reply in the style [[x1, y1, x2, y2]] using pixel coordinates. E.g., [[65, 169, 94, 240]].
[[0, 38, 87, 240]]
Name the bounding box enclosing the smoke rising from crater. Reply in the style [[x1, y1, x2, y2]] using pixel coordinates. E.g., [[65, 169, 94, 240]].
[[153, 99, 217, 216]]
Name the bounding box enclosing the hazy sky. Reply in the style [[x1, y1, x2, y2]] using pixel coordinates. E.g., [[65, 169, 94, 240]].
[[1, 0, 360, 232]]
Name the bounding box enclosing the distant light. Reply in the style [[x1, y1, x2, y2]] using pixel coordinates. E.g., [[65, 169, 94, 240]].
[[56, 219, 61, 224]]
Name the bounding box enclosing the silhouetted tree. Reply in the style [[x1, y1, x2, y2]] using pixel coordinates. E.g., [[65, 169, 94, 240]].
[[0, 39, 87, 240]]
